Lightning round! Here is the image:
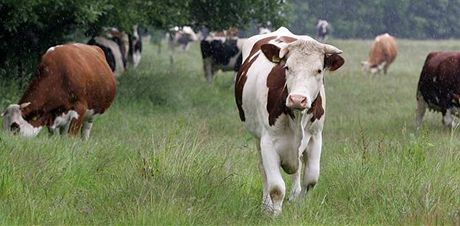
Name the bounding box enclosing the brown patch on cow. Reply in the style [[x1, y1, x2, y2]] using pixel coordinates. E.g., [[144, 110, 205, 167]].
[[269, 186, 283, 201], [266, 63, 294, 126], [307, 94, 324, 122], [19, 44, 116, 134], [235, 54, 259, 121], [234, 36, 277, 122]]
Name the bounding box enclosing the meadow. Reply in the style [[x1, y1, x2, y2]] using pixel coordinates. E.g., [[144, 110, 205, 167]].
[[0, 38, 459, 225]]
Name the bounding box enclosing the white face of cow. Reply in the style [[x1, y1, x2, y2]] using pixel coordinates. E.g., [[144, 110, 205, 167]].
[[1, 103, 42, 137], [261, 40, 344, 111]]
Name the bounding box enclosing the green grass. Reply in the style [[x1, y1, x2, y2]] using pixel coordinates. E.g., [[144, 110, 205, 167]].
[[0, 39, 459, 225]]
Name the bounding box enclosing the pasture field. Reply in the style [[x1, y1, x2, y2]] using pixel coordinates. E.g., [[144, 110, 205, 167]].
[[0, 39, 459, 225]]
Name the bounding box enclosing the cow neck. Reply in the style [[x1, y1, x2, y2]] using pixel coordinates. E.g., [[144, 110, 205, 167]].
[[235, 36, 277, 122]]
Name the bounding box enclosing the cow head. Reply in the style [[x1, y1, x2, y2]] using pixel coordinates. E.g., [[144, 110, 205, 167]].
[[261, 39, 344, 111], [1, 103, 42, 137], [361, 61, 385, 74]]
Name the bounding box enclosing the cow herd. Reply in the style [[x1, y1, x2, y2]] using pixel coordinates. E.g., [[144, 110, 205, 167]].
[[1, 24, 459, 217]]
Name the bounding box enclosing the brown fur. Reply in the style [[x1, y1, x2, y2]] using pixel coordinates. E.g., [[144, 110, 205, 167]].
[[417, 51, 460, 113], [266, 63, 294, 126], [307, 95, 324, 122], [367, 34, 397, 73], [19, 44, 116, 135], [235, 36, 277, 121]]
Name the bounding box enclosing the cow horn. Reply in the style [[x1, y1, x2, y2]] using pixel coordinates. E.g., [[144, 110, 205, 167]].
[[20, 102, 31, 109], [323, 44, 342, 54]]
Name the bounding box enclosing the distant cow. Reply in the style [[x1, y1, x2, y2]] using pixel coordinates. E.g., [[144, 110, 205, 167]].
[[316, 19, 329, 42], [88, 26, 143, 76], [1, 44, 116, 140], [88, 36, 125, 76], [416, 52, 460, 128], [361, 33, 397, 74], [200, 35, 245, 83], [168, 26, 198, 51], [234, 27, 344, 215], [128, 25, 142, 68]]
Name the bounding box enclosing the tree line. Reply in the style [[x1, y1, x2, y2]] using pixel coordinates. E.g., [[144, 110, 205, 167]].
[[1, 0, 459, 79], [290, 0, 460, 39]]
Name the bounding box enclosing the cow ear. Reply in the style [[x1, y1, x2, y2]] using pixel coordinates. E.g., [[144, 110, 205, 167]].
[[324, 54, 345, 71], [261, 44, 286, 64]]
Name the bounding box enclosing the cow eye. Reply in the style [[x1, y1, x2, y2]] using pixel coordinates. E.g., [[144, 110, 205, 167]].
[[317, 69, 322, 74], [284, 66, 289, 71]]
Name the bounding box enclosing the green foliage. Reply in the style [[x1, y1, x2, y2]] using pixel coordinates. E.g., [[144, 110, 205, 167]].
[[0, 0, 288, 80], [289, 0, 460, 39]]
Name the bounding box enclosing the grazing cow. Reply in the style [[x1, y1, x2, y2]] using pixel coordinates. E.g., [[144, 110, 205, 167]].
[[316, 20, 329, 42], [416, 52, 460, 128], [1, 43, 116, 140], [200, 35, 245, 83], [234, 27, 344, 215], [361, 33, 397, 74]]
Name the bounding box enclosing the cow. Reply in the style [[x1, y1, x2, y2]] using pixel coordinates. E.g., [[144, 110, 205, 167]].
[[128, 25, 142, 68], [316, 19, 329, 42], [200, 33, 245, 83], [416, 52, 460, 129], [88, 36, 125, 76], [88, 26, 143, 76], [361, 33, 397, 74], [1, 43, 116, 140], [168, 26, 198, 51], [234, 27, 344, 215]]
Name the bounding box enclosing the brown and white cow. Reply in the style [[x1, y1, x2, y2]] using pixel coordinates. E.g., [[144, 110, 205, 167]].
[[1, 43, 116, 140], [416, 51, 460, 128], [234, 27, 344, 215], [361, 33, 397, 74]]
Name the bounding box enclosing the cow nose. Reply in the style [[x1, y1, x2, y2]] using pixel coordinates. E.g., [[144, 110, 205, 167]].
[[10, 122, 19, 134], [288, 95, 308, 110]]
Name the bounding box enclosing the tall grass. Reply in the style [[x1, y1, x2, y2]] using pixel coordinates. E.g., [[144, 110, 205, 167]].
[[0, 39, 459, 225]]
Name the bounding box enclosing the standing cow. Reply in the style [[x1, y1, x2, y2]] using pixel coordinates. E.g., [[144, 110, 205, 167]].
[[316, 19, 329, 42], [235, 27, 344, 215], [361, 33, 397, 74], [200, 36, 245, 83], [1, 43, 116, 140], [416, 52, 460, 129]]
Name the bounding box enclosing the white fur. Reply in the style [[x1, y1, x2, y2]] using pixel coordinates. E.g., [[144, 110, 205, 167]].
[[1, 104, 42, 137], [50, 110, 79, 135], [240, 27, 340, 215], [94, 36, 125, 76]]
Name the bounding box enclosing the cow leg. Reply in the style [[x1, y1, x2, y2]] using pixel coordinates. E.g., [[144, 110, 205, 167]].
[[260, 136, 285, 216], [416, 93, 427, 129], [68, 103, 87, 136], [302, 133, 322, 194], [203, 57, 213, 83], [256, 140, 272, 209], [288, 161, 302, 202], [442, 108, 455, 128]]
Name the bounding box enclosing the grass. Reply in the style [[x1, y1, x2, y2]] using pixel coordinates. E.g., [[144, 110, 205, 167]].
[[0, 38, 459, 225]]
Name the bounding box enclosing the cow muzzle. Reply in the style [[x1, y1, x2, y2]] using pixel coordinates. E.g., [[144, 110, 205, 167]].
[[10, 122, 20, 134], [287, 94, 308, 110]]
